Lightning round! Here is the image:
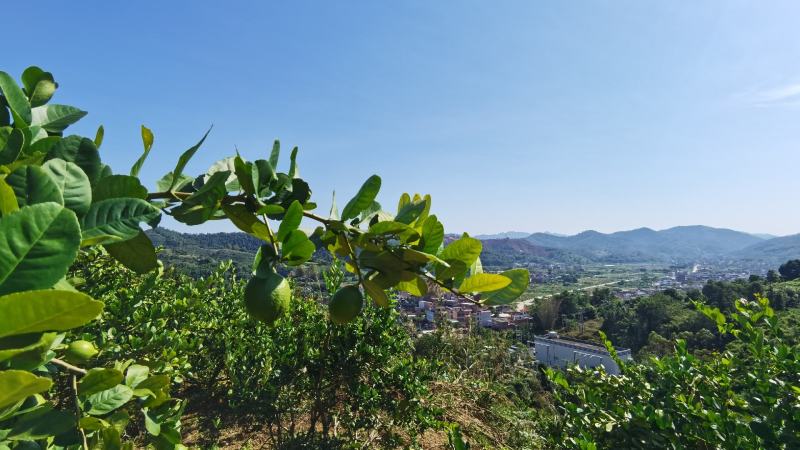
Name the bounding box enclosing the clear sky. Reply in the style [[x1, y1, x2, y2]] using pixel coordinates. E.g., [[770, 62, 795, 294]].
[[6, 1, 800, 235]]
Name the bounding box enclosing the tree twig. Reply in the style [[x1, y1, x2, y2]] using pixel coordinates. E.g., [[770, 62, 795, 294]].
[[52, 358, 87, 375]]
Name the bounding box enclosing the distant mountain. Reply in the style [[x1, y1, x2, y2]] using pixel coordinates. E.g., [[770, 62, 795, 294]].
[[751, 233, 778, 240], [479, 238, 588, 267], [474, 231, 531, 240], [523, 225, 764, 263], [731, 234, 800, 266]]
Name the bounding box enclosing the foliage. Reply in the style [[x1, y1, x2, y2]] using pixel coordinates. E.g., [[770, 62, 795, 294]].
[[0, 66, 527, 448], [546, 296, 800, 449], [779, 259, 800, 281]]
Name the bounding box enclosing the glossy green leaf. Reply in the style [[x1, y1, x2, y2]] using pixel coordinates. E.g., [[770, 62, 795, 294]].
[[124, 365, 149, 388], [483, 269, 530, 306], [21, 67, 56, 108], [363, 279, 390, 307], [83, 385, 133, 415], [0, 333, 51, 363], [397, 276, 428, 297], [458, 273, 511, 293], [221, 204, 270, 241], [6, 165, 63, 207], [170, 171, 228, 225], [253, 159, 276, 197], [234, 155, 255, 196], [341, 175, 381, 221], [395, 197, 427, 225], [0, 177, 19, 215], [0, 290, 103, 338], [288, 146, 299, 178], [30, 105, 87, 133], [277, 200, 303, 241], [7, 405, 74, 440], [269, 140, 280, 169], [104, 230, 159, 274], [0, 71, 31, 124], [92, 175, 147, 201], [94, 125, 105, 148], [155, 171, 192, 193], [329, 191, 340, 220], [205, 157, 240, 191], [168, 127, 211, 191], [0, 371, 52, 409], [41, 159, 92, 216], [420, 215, 444, 254], [78, 368, 124, 396], [0, 203, 80, 295], [439, 235, 481, 270], [130, 125, 154, 177], [47, 136, 102, 183], [0, 127, 25, 165], [281, 229, 315, 266], [80, 198, 160, 245]]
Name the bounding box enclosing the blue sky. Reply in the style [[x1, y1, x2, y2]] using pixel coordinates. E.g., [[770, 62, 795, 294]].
[[6, 1, 800, 235]]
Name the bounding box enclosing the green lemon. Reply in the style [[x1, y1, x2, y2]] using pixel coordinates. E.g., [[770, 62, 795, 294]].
[[64, 340, 99, 363], [244, 273, 291, 325], [328, 285, 363, 324]]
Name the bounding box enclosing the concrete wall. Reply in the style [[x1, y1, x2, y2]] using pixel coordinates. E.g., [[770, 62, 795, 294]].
[[534, 337, 631, 375]]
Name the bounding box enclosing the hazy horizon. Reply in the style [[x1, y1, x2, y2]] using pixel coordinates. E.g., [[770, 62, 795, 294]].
[[6, 1, 800, 235]]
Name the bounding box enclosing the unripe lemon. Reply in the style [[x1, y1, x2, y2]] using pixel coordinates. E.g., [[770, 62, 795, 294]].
[[328, 285, 363, 324], [244, 273, 291, 325], [64, 340, 98, 363]]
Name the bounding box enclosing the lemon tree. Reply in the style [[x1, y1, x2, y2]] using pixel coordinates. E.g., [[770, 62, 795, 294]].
[[0, 65, 530, 448]]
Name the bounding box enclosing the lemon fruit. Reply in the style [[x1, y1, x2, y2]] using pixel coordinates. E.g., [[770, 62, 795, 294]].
[[328, 285, 363, 324], [244, 273, 291, 325], [64, 340, 99, 363]]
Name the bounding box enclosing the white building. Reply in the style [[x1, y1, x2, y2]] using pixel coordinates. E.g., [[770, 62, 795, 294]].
[[533, 332, 632, 375], [478, 310, 492, 327]]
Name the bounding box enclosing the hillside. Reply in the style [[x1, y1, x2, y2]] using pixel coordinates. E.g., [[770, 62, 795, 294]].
[[731, 233, 800, 266], [479, 238, 588, 267], [524, 225, 764, 263]]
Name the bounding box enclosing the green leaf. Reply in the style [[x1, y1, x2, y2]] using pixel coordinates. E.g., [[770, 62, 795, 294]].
[[21, 67, 56, 108], [6, 165, 63, 207], [281, 229, 315, 266], [483, 269, 530, 306], [47, 136, 102, 183], [221, 204, 270, 241], [83, 385, 133, 415], [124, 365, 149, 388], [0, 290, 103, 338], [362, 279, 390, 307], [397, 276, 428, 297], [329, 191, 339, 220], [0, 371, 52, 409], [0, 333, 51, 362], [253, 159, 276, 197], [0, 127, 25, 165], [155, 171, 192, 193], [80, 198, 161, 245], [459, 273, 511, 293], [233, 156, 255, 196], [438, 235, 481, 273], [341, 175, 381, 221], [0, 71, 31, 124], [104, 230, 159, 274], [269, 140, 280, 169], [0, 177, 19, 215], [0, 203, 81, 295], [30, 105, 87, 133], [288, 146, 299, 178], [7, 405, 75, 440], [94, 125, 104, 148], [170, 171, 228, 225], [41, 159, 92, 216], [420, 215, 444, 254], [395, 197, 427, 225], [277, 200, 303, 241], [130, 125, 154, 177], [78, 368, 123, 397], [92, 175, 147, 201], [205, 157, 240, 191], [168, 127, 211, 191]]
